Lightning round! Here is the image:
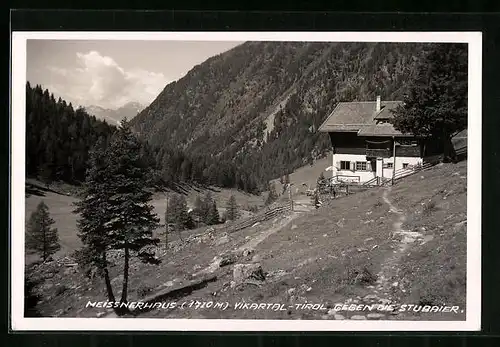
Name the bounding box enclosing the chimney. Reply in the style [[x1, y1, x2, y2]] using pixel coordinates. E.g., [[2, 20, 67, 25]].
[[376, 95, 381, 112]]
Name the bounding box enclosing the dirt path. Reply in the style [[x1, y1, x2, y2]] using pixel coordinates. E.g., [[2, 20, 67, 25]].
[[237, 212, 300, 253], [324, 186, 424, 321]]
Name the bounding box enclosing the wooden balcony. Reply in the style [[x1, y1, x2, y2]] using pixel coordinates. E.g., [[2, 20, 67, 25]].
[[366, 148, 391, 158]]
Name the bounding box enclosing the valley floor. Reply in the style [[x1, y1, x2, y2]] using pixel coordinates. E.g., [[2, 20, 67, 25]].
[[25, 160, 468, 321]]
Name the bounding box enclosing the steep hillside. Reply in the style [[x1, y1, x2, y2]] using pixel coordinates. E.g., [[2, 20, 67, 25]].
[[27, 161, 467, 320], [131, 42, 436, 185]]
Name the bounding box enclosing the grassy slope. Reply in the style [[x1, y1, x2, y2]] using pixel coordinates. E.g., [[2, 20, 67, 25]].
[[25, 181, 265, 265], [27, 160, 467, 321]]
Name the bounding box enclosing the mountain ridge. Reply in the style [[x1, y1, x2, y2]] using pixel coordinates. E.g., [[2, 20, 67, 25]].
[[85, 101, 145, 125], [131, 41, 435, 186]]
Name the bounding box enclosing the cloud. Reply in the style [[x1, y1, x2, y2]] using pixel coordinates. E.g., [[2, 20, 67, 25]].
[[45, 51, 168, 109]]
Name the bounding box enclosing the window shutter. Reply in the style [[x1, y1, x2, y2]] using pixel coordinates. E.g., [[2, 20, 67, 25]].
[[350, 162, 355, 171], [367, 161, 372, 171]]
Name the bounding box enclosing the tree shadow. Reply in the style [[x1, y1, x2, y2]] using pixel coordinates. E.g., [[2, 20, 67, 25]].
[[25, 182, 68, 197], [25, 184, 46, 197]]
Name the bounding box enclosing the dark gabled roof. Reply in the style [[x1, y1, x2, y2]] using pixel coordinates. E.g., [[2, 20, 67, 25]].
[[373, 101, 402, 120], [318, 100, 408, 137]]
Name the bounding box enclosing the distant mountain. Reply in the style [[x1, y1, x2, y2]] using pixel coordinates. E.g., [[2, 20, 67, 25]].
[[131, 41, 440, 185], [85, 102, 144, 125]]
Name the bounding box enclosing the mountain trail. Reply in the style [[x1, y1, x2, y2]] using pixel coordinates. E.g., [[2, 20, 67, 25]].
[[324, 186, 424, 321]]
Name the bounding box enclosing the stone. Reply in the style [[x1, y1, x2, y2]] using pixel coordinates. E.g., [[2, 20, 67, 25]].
[[367, 313, 385, 320], [350, 315, 367, 320], [215, 235, 230, 246], [364, 294, 378, 301], [220, 253, 237, 267], [242, 249, 254, 257], [379, 298, 391, 305], [334, 314, 345, 320], [291, 224, 298, 230], [233, 263, 266, 285], [392, 281, 398, 287], [96, 312, 106, 318], [164, 280, 174, 287], [251, 254, 261, 263]]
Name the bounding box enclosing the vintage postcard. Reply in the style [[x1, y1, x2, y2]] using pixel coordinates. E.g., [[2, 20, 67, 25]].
[[10, 31, 481, 331]]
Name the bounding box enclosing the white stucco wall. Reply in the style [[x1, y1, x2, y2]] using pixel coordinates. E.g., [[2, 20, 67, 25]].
[[331, 153, 423, 184], [331, 153, 376, 183]]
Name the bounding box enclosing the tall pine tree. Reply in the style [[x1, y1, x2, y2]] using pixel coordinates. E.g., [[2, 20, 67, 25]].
[[104, 119, 161, 307], [26, 201, 61, 261], [265, 182, 278, 206], [391, 43, 467, 162], [225, 195, 240, 221], [74, 137, 118, 307], [206, 201, 220, 225], [75, 120, 161, 314]]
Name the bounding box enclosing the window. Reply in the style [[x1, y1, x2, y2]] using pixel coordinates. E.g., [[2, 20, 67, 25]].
[[402, 163, 409, 169], [386, 162, 393, 169], [399, 140, 418, 146], [340, 161, 350, 170], [356, 161, 367, 171]]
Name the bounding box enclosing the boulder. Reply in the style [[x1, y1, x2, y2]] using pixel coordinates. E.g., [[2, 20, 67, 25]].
[[215, 235, 230, 246], [220, 253, 237, 267], [233, 263, 266, 286]]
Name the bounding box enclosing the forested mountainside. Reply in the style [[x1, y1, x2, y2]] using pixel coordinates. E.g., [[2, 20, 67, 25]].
[[25, 83, 259, 192], [131, 42, 436, 187], [26, 83, 117, 184]]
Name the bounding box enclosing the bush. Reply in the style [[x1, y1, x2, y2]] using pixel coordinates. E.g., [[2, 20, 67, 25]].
[[345, 266, 377, 285], [55, 284, 69, 296], [422, 200, 438, 215], [137, 283, 154, 298]]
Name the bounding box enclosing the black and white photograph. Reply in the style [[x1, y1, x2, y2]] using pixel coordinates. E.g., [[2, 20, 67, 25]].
[[10, 32, 481, 331]]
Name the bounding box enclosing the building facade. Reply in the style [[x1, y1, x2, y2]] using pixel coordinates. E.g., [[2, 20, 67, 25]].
[[318, 96, 430, 185]]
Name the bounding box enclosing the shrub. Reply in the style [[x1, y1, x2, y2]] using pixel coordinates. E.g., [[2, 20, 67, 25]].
[[137, 283, 154, 298], [422, 200, 438, 215], [55, 285, 69, 296]]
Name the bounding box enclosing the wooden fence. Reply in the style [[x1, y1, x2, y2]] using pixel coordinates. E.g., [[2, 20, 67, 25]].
[[227, 201, 293, 234]]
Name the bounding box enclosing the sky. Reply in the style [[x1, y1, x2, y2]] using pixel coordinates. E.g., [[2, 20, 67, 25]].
[[26, 40, 242, 109]]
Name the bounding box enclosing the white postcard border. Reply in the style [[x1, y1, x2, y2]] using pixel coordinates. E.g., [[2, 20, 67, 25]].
[[10, 31, 482, 331]]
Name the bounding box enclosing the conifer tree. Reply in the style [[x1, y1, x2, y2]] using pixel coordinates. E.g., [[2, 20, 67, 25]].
[[193, 195, 203, 223], [167, 193, 192, 238], [206, 201, 220, 225], [26, 201, 60, 261], [75, 120, 161, 315], [391, 43, 467, 162], [225, 195, 240, 221], [104, 119, 161, 306], [74, 138, 118, 307], [265, 182, 278, 206], [201, 192, 214, 224]]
